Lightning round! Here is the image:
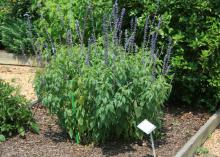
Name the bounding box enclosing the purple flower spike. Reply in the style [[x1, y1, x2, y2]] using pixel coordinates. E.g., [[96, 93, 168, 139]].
[[113, 0, 119, 28], [66, 29, 73, 46], [117, 8, 126, 33], [103, 16, 109, 65], [86, 38, 92, 66], [163, 37, 173, 74], [143, 15, 149, 49], [75, 20, 83, 48]]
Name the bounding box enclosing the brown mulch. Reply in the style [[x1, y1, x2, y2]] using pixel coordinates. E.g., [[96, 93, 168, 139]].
[[0, 64, 211, 157], [0, 104, 210, 157]]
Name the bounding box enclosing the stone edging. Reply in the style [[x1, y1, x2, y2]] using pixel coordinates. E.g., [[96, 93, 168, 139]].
[[175, 109, 220, 157], [0, 50, 37, 66]]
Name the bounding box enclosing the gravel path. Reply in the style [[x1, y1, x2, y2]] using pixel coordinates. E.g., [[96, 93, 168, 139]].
[[0, 64, 37, 100], [196, 126, 220, 157]]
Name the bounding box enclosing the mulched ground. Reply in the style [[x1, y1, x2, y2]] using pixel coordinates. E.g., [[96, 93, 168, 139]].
[[0, 104, 210, 157], [0, 64, 211, 157]]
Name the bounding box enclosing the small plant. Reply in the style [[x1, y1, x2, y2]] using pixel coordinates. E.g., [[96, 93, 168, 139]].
[[196, 146, 209, 155], [0, 80, 39, 141]]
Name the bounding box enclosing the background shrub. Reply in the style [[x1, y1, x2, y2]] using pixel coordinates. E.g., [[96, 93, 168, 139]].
[[1, 18, 33, 54], [118, 0, 220, 109], [0, 0, 36, 54], [0, 80, 39, 141], [32, 0, 112, 46]]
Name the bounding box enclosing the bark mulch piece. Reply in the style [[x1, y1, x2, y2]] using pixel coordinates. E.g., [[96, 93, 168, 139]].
[[0, 104, 210, 157]]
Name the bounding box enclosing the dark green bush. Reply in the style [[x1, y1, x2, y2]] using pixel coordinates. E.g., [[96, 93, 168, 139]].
[[118, 0, 220, 109], [0, 80, 39, 142], [0, 0, 36, 54], [1, 18, 33, 54]]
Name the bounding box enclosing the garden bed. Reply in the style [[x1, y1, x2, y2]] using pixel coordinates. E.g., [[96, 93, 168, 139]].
[[0, 64, 211, 157], [0, 104, 210, 157]]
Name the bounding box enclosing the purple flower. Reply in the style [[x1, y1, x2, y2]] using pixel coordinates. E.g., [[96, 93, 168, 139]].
[[66, 29, 73, 46], [143, 15, 149, 49], [45, 30, 56, 56], [103, 16, 109, 65], [75, 20, 83, 48], [163, 37, 173, 74], [124, 29, 128, 50], [117, 8, 126, 33], [112, 0, 119, 29], [89, 5, 96, 43], [130, 18, 134, 33], [86, 38, 92, 66]]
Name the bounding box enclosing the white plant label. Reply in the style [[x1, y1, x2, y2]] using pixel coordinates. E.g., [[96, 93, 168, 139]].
[[137, 119, 156, 134], [137, 119, 157, 157]]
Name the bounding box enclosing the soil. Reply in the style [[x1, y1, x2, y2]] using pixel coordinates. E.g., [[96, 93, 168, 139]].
[[195, 126, 220, 157], [0, 64, 211, 157], [0, 104, 210, 157], [0, 64, 37, 100]]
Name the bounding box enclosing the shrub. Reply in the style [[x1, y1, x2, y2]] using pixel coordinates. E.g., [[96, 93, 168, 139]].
[[0, 80, 39, 141], [35, 46, 171, 143], [35, 2, 172, 143], [0, 18, 33, 54], [32, 0, 112, 46], [118, 0, 220, 109], [0, 0, 36, 54]]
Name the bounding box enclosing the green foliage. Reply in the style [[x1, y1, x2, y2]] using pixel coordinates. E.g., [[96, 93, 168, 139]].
[[35, 43, 171, 143], [0, 0, 36, 54], [0, 134, 6, 142], [195, 146, 209, 155], [0, 80, 39, 140], [118, 0, 220, 109], [1, 18, 33, 54], [0, 0, 33, 19], [33, 0, 112, 45]]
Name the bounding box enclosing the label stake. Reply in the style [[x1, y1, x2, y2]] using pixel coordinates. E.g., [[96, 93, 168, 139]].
[[137, 119, 157, 157], [150, 133, 156, 157]]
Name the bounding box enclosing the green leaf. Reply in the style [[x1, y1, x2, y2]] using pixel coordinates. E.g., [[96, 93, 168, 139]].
[[18, 127, 25, 137], [134, 107, 142, 119], [30, 122, 40, 134], [68, 129, 73, 139], [0, 134, 6, 142]]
